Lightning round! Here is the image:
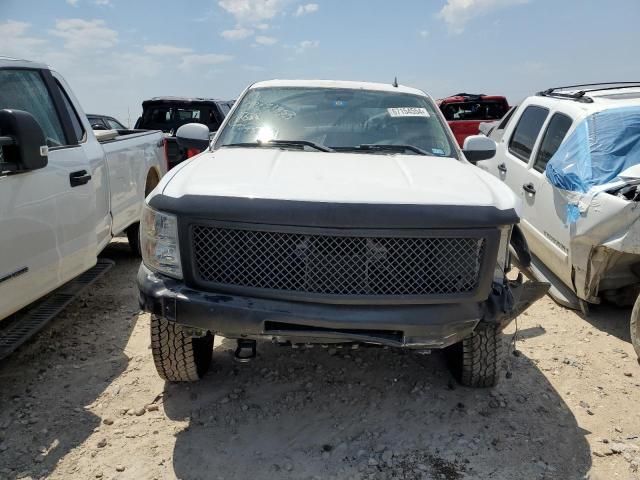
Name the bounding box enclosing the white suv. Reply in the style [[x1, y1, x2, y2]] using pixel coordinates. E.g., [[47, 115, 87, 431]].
[[477, 83, 640, 356]]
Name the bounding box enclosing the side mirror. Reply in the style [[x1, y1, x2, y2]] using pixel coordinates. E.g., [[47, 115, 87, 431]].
[[0, 109, 48, 172], [463, 134, 496, 164], [92, 123, 108, 130], [176, 123, 210, 151]]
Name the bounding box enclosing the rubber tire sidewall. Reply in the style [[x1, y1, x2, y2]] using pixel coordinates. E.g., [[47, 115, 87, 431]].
[[127, 222, 141, 257], [631, 295, 640, 360]]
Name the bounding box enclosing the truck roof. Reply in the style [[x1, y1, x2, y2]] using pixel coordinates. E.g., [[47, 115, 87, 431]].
[[438, 94, 508, 105], [508, 84, 640, 127], [142, 97, 229, 105], [535, 83, 640, 112], [250, 79, 429, 97], [0, 57, 49, 70]]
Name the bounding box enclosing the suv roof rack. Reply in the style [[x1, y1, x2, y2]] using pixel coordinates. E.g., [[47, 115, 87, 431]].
[[537, 82, 640, 103]]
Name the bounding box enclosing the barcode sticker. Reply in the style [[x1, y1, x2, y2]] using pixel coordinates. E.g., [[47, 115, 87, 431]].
[[387, 107, 430, 118]]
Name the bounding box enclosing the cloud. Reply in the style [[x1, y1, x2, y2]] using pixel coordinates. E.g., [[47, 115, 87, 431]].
[[0, 20, 32, 37], [0, 21, 48, 59], [295, 39, 319, 54], [49, 18, 118, 50], [294, 3, 318, 16], [143, 44, 193, 55], [94, 0, 112, 5], [438, 0, 528, 33], [179, 53, 233, 69], [66, 0, 80, 6], [221, 27, 254, 40], [419, 29, 429, 38], [218, 0, 287, 24], [254, 35, 277, 46]]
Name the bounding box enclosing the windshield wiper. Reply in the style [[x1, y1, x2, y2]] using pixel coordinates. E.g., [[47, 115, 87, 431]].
[[222, 140, 333, 152], [333, 144, 432, 156]]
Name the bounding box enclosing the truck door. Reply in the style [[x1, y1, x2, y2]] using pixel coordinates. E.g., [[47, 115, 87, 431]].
[[498, 105, 549, 226], [0, 68, 95, 320], [519, 112, 574, 286]]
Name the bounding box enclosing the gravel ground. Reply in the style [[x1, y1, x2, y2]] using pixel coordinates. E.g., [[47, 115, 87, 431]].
[[1, 238, 639, 480]]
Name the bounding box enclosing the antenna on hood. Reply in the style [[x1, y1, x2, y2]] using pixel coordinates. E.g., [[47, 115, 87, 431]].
[[392, 77, 398, 88]]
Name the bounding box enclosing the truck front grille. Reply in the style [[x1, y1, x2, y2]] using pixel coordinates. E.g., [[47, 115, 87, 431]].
[[190, 225, 487, 298]]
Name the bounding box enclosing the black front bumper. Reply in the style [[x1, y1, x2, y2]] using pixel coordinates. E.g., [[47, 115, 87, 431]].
[[137, 265, 548, 349]]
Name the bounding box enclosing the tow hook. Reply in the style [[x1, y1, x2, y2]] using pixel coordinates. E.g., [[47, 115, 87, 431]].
[[234, 339, 257, 363]]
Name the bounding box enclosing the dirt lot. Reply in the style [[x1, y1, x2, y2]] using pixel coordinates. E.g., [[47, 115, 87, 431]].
[[1, 238, 640, 480]]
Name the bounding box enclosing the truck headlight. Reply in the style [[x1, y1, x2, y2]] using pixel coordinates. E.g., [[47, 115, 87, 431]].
[[494, 226, 512, 283], [141, 205, 182, 279]]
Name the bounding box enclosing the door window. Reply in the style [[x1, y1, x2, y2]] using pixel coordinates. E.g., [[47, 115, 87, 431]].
[[56, 81, 85, 143], [0, 69, 66, 146], [533, 113, 573, 173], [88, 117, 107, 129], [107, 118, 125, 130], [497, 106, 517, 130], [508, 105, 549, 162]]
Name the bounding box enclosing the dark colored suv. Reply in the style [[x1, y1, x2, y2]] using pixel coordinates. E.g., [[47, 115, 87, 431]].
[[87, 114, 127, 130], [135, 97, 234, 169]]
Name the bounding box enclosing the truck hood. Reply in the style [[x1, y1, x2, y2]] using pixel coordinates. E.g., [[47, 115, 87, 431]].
[[160, 147, 518, 211]]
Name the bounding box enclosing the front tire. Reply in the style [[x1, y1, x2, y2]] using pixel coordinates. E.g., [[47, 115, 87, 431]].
[[631, 296, 640, 361], [150, 315, 214, 382], [127, 222, 141, 256], [446, 323, 502, 388]]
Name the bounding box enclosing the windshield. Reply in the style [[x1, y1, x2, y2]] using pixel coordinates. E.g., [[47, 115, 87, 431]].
[[139, 104, 220, 133], [214, 87, 457, 157], [441, 101, 508, 121]]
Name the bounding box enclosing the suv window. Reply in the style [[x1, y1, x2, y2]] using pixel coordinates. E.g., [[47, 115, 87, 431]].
[[0, 69, 66, 146], [88, 116, 107, 129], [533, 113, 572, 173], [175, 108, 202, 121], [508, 105, 549, 162], [56, 81, 85, 143], [107, 118, 125, 129], [142, 107, 171, 127]]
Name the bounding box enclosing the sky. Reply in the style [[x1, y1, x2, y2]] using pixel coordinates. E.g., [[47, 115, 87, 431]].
[[2, 0, 640, 126]]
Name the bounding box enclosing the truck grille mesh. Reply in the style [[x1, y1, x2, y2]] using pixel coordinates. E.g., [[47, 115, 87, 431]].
[[191, 225, 486, 297]]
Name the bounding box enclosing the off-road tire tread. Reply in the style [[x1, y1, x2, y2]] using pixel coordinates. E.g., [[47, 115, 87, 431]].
[[448, 323, 501, 388], [150, 315, 213, 382]]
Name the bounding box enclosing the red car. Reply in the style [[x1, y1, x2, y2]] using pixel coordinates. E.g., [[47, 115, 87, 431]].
[[438, 94, 509, 147]]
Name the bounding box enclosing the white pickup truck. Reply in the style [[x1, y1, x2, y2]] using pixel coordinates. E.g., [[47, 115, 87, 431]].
[[0, 58, 166, 352], [138, 79, 548, 387]]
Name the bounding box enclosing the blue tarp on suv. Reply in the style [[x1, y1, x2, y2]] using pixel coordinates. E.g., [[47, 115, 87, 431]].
[[546, 106, 640, 221]]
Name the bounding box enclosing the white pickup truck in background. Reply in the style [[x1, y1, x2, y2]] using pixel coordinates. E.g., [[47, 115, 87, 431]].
[[0, 58, 166, 352]]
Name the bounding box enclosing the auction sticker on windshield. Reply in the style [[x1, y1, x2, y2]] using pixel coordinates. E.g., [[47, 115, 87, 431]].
[[387, 107, 430, 118]]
